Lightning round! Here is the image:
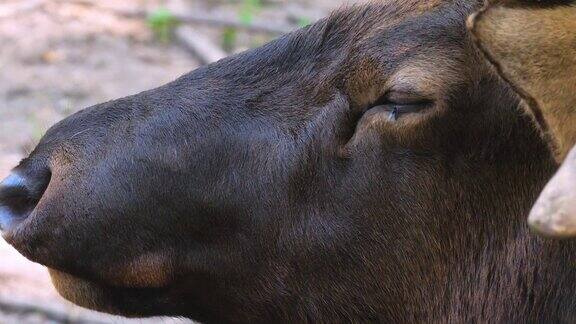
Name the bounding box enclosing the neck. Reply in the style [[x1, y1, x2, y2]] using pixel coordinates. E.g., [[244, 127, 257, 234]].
[[438, 152, 576, 322], [444, 226, 576, 322]]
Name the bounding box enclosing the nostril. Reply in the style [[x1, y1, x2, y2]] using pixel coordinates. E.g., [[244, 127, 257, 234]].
[[2, 173, 25, 188], [0, 206, 23, 232], [0, 171, 50, 232]]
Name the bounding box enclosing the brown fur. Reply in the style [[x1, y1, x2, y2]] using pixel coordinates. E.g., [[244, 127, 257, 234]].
[[1, 0, 576, 322]]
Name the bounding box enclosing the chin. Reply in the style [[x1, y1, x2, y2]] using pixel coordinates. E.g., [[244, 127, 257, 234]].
[[48, 269, 169, 318]]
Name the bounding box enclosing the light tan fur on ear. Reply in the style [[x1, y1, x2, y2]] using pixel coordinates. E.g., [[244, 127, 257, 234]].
[[468, 2, 576, 161], [468, 2, 576, 238]]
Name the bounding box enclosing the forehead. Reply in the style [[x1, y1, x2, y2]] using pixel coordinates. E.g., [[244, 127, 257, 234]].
[[321, 0, 482, 102], [321, 0, 477, 44], [209, 0, 483, 104]]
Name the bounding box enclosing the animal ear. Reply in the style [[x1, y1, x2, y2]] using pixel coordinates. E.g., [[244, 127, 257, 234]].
[[468, 0, 576, 161], [469, 1, 576, 238]]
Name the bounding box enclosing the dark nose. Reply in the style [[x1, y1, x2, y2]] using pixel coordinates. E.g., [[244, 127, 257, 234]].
[[0, 171, 50, 232]]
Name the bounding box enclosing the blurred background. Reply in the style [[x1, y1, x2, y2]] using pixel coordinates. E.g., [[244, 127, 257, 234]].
[[0, 0, 360, 322]]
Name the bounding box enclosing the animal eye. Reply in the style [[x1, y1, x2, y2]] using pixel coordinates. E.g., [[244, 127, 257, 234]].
[[370, 91, 432, 121]]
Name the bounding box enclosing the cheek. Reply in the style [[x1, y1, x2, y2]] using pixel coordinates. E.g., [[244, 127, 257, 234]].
[[99, 252, 177, 288]]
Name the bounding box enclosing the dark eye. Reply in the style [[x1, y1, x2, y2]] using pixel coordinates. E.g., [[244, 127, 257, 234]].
[[371, 91, 433, 121]]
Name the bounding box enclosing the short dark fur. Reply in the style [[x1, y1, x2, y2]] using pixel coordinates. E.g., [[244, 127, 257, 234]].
[[2, 0, 576, 322]]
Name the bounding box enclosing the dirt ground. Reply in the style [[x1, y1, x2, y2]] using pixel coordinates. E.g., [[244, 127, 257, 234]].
[[0, 0, 352, 322]]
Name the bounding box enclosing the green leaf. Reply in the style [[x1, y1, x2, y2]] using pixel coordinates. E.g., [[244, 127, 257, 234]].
[[147, 8, 179, 43], [297, 17, 312, 28], [239, 0, 262, 25], [222, 27, 238, 52]]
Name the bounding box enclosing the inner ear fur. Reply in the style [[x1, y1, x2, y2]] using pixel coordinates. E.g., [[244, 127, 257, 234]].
[[468, 0, 576, 161]]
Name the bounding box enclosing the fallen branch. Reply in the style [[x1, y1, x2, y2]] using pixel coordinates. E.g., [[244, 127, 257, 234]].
[[172, 13, 293, 35], [175, 25, 228, 64], [64, 1, 294, 35]]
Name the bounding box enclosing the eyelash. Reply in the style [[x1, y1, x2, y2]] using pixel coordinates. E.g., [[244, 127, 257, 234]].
[[371, 96, 432, 121], [388, 106, 399, 121]]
